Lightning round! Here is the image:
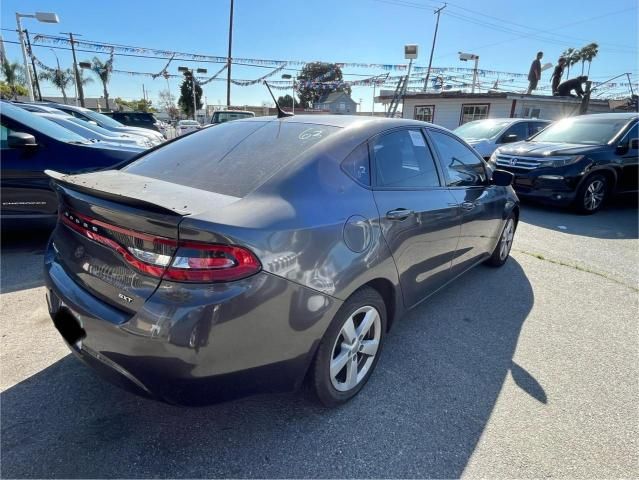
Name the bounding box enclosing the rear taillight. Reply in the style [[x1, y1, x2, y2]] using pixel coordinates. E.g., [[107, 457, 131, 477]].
[[60, 210, 261, 283], [165, 243, 261, 282]]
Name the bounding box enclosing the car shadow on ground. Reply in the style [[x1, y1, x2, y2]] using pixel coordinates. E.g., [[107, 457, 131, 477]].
[[518, 195, 638, 240], [1, 259, 535, 478], [1, 223, 53, 294]]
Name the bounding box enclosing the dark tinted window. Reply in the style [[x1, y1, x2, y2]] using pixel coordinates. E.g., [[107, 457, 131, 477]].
[[429, 130, 486, 187], [341, 143, 371, 186], [372, 129, 440, 188], [529, 121, 549, 137], [124, 121, 339, 197], [501, 122, 528, 143]]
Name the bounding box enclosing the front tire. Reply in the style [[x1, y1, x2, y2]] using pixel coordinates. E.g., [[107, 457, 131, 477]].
[[486, 214, 516, 267], [574, 173, 609, 214], [310, 287, 386, 407]]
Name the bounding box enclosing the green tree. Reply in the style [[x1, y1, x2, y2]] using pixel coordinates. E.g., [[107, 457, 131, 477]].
[[296, 62, 350, 109], [39, 68, 73, 104], [0, 80, 27, 99], [1, 59, 27, 99], [277, 94, 301, 108], [178, 71, 202, 119], [91, 55, 114, 110], [114, 98, 154, 112]]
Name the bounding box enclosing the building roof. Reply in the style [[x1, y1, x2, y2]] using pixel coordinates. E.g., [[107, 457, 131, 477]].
[[375, 90, 609, 105], [317, 91, 356, 104]]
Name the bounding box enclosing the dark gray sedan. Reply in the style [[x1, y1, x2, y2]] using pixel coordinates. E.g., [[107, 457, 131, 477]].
[[44, 115, 519, 406]]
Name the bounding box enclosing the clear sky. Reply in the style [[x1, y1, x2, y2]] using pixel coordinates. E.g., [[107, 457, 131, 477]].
[[2, 0, 637, 111]]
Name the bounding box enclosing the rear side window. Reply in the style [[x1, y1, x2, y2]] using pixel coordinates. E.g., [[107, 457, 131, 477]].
[[372, 129, 440, 188], [124, 121, 339, 197], [341, 143, 371, 186]]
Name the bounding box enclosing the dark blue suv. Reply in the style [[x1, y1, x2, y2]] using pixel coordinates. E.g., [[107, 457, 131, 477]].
[[1, 102, 144, 219]]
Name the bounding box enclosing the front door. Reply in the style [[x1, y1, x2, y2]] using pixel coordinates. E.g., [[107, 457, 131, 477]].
[[618, 123, 638, 192], [0, 120, 55, 217], [371, 128, 461, 308], [427, 129, 506, 275]]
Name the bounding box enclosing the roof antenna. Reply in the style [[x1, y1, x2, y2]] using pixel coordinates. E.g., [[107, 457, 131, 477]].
[[264, 81, 294, 118]]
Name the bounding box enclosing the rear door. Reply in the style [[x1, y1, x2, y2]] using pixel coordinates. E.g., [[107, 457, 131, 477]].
[[0, 117, 56, 217], [427, 128, 505, 275], [371, 128, 461, 308]]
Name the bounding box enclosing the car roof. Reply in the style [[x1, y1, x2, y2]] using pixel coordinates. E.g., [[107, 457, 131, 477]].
[[462, 117, 550, 124], [215, 110, 254, 114], [572, 112, 639, 121], [243, 114, 435, 129]]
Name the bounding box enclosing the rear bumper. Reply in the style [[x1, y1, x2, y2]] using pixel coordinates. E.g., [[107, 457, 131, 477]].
[[44, 245, 341, 405]]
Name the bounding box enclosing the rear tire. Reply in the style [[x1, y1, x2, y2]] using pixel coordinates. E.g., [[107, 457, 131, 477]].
[[574, 173, 609, 214], [486, 213, 516, 267], [310, 287, 386, 407]]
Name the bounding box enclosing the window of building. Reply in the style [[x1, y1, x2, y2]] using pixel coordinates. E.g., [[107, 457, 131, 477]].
[[414, 105, 435, 123], [460, 104, 490, 124], [371, 129, 440, 189]]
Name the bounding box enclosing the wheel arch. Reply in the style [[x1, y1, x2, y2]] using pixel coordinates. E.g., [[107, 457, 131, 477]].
[[360, 277, 402, 332], [582, 166, 618, 191]]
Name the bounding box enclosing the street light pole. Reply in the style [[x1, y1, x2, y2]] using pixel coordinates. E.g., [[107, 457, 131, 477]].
[[15, 14, 35, 101]]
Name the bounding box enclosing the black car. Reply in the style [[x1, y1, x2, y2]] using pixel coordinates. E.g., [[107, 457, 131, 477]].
[[103, 111, 162, 133], [0, 102, 144, 219], [490, 113, 638, 213]]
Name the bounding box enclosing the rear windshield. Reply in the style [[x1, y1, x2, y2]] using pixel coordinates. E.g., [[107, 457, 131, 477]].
[[123, 120, 339, 197], [212, 112, 254, 123]]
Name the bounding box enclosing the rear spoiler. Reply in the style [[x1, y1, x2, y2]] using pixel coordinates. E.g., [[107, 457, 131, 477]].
[[46, 170, 239, 216]]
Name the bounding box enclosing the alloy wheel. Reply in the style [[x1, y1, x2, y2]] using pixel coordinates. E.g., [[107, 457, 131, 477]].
[[499, 218, 515, 261], [330, 305, 381, 392], [584, 179, 605, 211]]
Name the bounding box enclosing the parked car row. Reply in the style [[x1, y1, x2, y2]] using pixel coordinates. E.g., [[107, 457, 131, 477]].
[[456, 113, 638, 213]]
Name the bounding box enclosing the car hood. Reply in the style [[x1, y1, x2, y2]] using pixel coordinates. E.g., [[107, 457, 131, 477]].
[[83, 141, 146, 153], [497, 141, 607, 157]]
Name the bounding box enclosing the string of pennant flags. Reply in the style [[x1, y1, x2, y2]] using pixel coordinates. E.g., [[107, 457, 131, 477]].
[[19, 33, 637, 95]]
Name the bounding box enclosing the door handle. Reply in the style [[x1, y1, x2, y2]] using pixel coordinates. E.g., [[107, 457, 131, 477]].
[[386, 208, 415, 220], [461, 201, 476, 211]]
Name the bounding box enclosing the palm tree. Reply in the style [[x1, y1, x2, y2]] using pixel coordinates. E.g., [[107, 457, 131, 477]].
[[561, 48, 575, 77], [39, 68, 73, 104], [1, 59, 27, 99], [569, 49, 582, 78], [581, 43, 599, 75], [91, 55, 114, 110]]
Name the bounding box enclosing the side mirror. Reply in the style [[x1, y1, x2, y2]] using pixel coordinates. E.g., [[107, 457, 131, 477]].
[[500, 134, 519, 144], [7, 132, 38, 148], [87, 120, 98, 126], [491, 169, 514, 186]]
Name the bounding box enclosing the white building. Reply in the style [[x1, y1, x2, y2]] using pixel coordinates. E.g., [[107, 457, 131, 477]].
[[376, 91, 612, 130]]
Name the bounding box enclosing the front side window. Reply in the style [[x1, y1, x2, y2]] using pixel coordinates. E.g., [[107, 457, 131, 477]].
[[528, 122, 549, 137], [1, 122, 12, 149], [414, 105, 435, 123], [371, 129, 440, 188], [500, 122, 529, 143], [460, 104, 489, 124], [429, 130, 486, 187]]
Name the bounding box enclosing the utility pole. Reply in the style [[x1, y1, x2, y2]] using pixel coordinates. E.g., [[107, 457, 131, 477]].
[[24, 30, 42, 101], [226, 0, 234, 107], [62, 32, 85, 107], [423, 3, 446, 91], [142, 83, 146, 102], [627, 72, 635, 97], [16, 14, 35, 101]]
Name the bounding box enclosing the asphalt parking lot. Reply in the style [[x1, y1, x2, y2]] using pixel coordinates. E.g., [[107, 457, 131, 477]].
[[1, 199, 637, 479]]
